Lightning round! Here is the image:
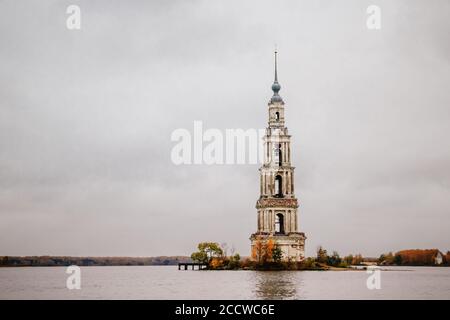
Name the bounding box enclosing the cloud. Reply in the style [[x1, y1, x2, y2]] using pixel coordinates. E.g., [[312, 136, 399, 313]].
[[0, 0, 449, 257]]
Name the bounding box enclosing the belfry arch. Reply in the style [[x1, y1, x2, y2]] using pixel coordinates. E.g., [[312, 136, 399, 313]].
[[274, 175, 283, 197], [278, 143, 282, 166], [275, 213, 285, 234]]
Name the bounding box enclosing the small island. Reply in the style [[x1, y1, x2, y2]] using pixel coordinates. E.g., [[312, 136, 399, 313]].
[[188, 241, 363, 271], [188, 242, 450, 271]]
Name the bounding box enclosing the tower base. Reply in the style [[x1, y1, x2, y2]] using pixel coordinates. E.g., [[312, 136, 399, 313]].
[[250, 232, 306, 262]]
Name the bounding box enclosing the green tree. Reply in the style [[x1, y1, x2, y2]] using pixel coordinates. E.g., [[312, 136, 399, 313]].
[[327, 251, 342, 267], [316, 246, 328, 263], [344, 254, 354, 265], [191, 242, 223, 264], [198, 242, 223, 259], [272, 247, 283, 263], [227, 253, 241, 270], [191, 251, 208, 263], [394, 254, 402, 265]]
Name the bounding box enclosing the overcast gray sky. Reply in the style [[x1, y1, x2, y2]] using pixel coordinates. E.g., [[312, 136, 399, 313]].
[[0, 0, 449, 257]]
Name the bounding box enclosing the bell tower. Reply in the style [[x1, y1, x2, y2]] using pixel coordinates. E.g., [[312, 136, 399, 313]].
[[250, 51, 306, 262]]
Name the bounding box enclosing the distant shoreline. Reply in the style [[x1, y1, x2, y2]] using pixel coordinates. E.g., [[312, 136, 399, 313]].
[[0, 256, 192, 267], [1, 255, 449, 268]]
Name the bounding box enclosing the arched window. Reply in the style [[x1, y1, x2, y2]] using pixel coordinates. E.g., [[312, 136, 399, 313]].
[[274, 175, 283, 197], [275, 112, 280, 121], [275, 213, 285, 234], [278, 143, 282, 166]]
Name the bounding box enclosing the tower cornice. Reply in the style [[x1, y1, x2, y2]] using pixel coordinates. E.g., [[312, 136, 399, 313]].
[[256, 197, 299, 209]]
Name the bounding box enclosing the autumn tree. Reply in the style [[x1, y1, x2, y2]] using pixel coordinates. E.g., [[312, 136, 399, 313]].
[[210, 257, 224, 269], [251, 238, 279, 265], [264, 239, 275, 262], [252, 240, 264, 264], [352, 254, 364, 265], [394, 249, 443, 266]]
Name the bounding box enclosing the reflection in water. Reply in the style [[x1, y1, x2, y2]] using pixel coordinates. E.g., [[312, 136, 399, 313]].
[[252, 271, 301, 299]]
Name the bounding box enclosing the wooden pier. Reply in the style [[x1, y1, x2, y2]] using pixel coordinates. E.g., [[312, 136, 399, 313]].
[[178, 262, 208, 270]]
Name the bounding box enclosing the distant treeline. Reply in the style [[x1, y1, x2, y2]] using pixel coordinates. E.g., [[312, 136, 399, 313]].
[[0, 256, 191, 267], [2, 249, 448, 268], [378, 249, 449, 266]]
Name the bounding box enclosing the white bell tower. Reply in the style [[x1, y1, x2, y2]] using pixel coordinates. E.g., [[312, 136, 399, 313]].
[[250, 51, 306, 261]]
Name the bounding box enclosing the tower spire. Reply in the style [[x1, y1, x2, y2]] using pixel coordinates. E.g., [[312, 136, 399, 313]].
[[270, 49, 283, 103], [274, 49, 278, 82]]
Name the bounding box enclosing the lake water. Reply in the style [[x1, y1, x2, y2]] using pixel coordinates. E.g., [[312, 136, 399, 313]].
[[1, 266, 449, 299]]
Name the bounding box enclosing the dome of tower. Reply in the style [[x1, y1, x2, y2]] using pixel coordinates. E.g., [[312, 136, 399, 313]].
[[272, 81, 281, 93], [270, 93, 283, 103]]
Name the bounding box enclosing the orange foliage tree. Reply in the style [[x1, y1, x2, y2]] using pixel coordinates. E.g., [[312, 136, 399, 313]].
[[395, 249, 443, 266], [251, 238, 276, 265], [210, 257, 224, 269], [264, 239, 275, 262], [251, 239, 264, 263]]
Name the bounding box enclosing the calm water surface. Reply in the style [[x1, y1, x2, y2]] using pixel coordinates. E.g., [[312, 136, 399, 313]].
[[1, 266, 449, 299]]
